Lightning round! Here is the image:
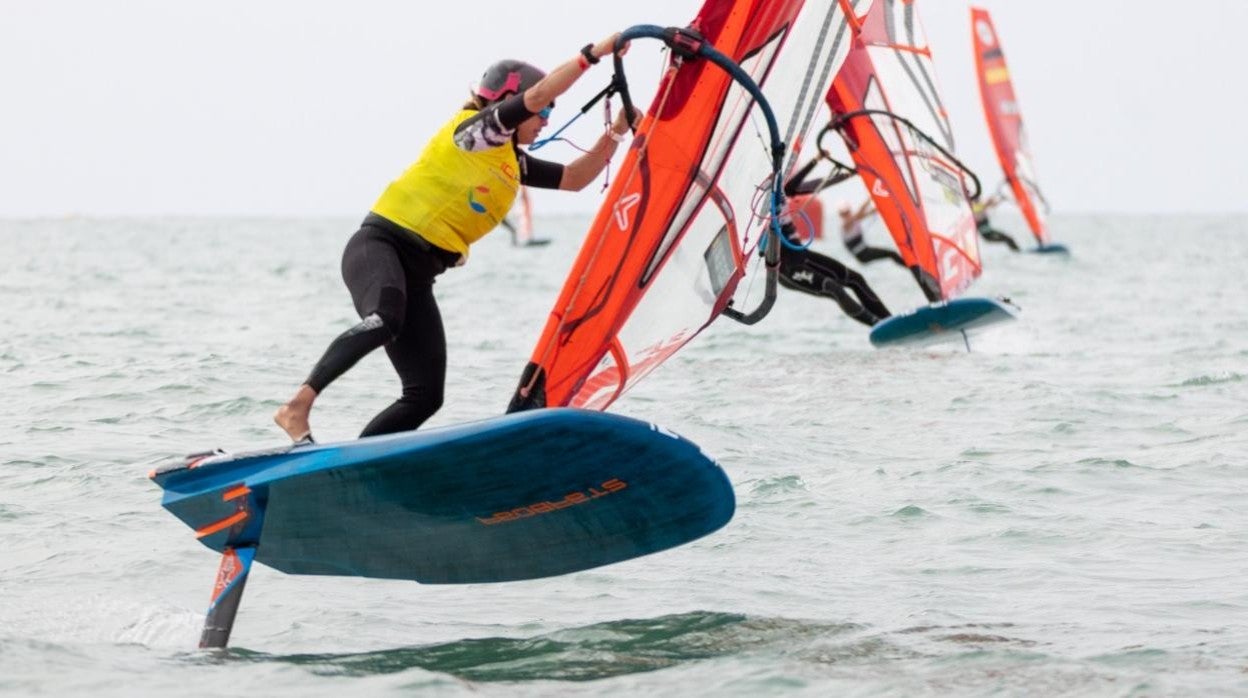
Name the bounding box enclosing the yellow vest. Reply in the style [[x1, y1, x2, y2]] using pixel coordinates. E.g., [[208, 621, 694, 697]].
[[371, 110, 521, 257]]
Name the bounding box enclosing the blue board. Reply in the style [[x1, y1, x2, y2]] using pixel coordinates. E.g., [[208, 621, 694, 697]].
[[152, 409, 734, 585], [1032, 242, 1070, 255], [869, 296, 1018, 348]]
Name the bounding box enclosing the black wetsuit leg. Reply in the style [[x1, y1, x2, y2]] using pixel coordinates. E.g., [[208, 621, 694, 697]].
[[305, 225, 406, 395], [303, 217, 452, 437], [358, 277, 447, 437], [976, 217, 1020, 252], [854, 246, 907, 267], [500, 217, 518, 246], [980, 228, 1021, 252], [780, 246, 892, 327]]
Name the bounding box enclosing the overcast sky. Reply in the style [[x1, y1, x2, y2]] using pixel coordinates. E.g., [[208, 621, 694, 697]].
[[2, 1, 1244, 217]]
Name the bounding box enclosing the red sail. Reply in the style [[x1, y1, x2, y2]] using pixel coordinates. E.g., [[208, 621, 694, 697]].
[[826, 0, 981, 302], [511, 0, 858, 411], [971, 6, 1050, 246]]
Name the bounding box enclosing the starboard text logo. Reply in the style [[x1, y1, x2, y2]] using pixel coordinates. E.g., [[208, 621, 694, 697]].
[[476, 479, 628, 525]]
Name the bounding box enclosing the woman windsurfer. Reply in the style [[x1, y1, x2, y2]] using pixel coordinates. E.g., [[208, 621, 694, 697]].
[[275, 35, 632, 442]]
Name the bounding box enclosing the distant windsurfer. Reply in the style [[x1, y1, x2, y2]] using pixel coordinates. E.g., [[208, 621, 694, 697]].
[[836, 199, 905, 267], [275, 35, 633, 442], [501, 186, 548, 247], [499, 215, 520, 242], [971, 193, 1021, 252], [777, 216, 892, 327]]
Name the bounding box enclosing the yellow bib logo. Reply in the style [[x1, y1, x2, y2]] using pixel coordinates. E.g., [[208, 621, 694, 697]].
[[468, 185, 490, 214]]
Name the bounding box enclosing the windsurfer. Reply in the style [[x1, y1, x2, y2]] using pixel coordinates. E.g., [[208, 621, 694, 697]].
[[502, 186, 548, 247], [777, 216, 892, 328], [275, 34, 633, 442], [836, 199, 906, 266], [499, 215, 520, 243], [971, 193, 1021, 252]]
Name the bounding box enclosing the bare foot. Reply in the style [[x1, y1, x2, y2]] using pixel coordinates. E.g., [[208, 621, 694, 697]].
[[274, 385, 317, 442]]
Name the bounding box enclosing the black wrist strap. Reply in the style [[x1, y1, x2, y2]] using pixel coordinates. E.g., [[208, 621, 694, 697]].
[[580, 43, 600, 65]]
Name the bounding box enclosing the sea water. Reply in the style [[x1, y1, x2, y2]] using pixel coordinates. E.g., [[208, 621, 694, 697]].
[[1, 214, 1245, 696]]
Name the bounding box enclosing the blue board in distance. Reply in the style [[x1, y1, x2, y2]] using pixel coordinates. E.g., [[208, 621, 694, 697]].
[[869, 296, 1018, 348], [1032, 242, 1070, 255], [151, 409, 734, 584]]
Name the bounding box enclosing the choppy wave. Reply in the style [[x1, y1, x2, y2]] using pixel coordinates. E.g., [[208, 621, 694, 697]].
[[229, 612, 859, 682], [3, 215, 1247, 695], [1177, 372, 1244, 388]]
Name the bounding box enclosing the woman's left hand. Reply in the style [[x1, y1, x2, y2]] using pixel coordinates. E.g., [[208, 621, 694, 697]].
[[611, 107, 636, 136], [592, 32, 629, 60]]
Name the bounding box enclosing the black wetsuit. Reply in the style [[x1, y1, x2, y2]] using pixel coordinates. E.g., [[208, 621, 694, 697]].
[[975, 213, 1020, 252], [842, 225, 906, 267], [303, 94, 563, 437], [777, 225, 892, 327], [499, 215, 519, 242], [781, 158, 903, 269], [304, 215, 455, 436]]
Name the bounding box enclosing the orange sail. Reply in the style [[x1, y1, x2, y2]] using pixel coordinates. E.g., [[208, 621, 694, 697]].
[[510, 0, 863, 411], [826, 0, 981, 302], [971, 7, 1050, 246]]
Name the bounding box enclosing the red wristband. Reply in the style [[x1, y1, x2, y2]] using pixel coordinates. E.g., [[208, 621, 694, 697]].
[[577, 54, 590, 71]]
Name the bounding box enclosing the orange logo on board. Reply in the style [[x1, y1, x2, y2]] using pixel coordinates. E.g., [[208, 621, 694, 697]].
[[476, 479, 628, 525], [211, 550, 241, 602]]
